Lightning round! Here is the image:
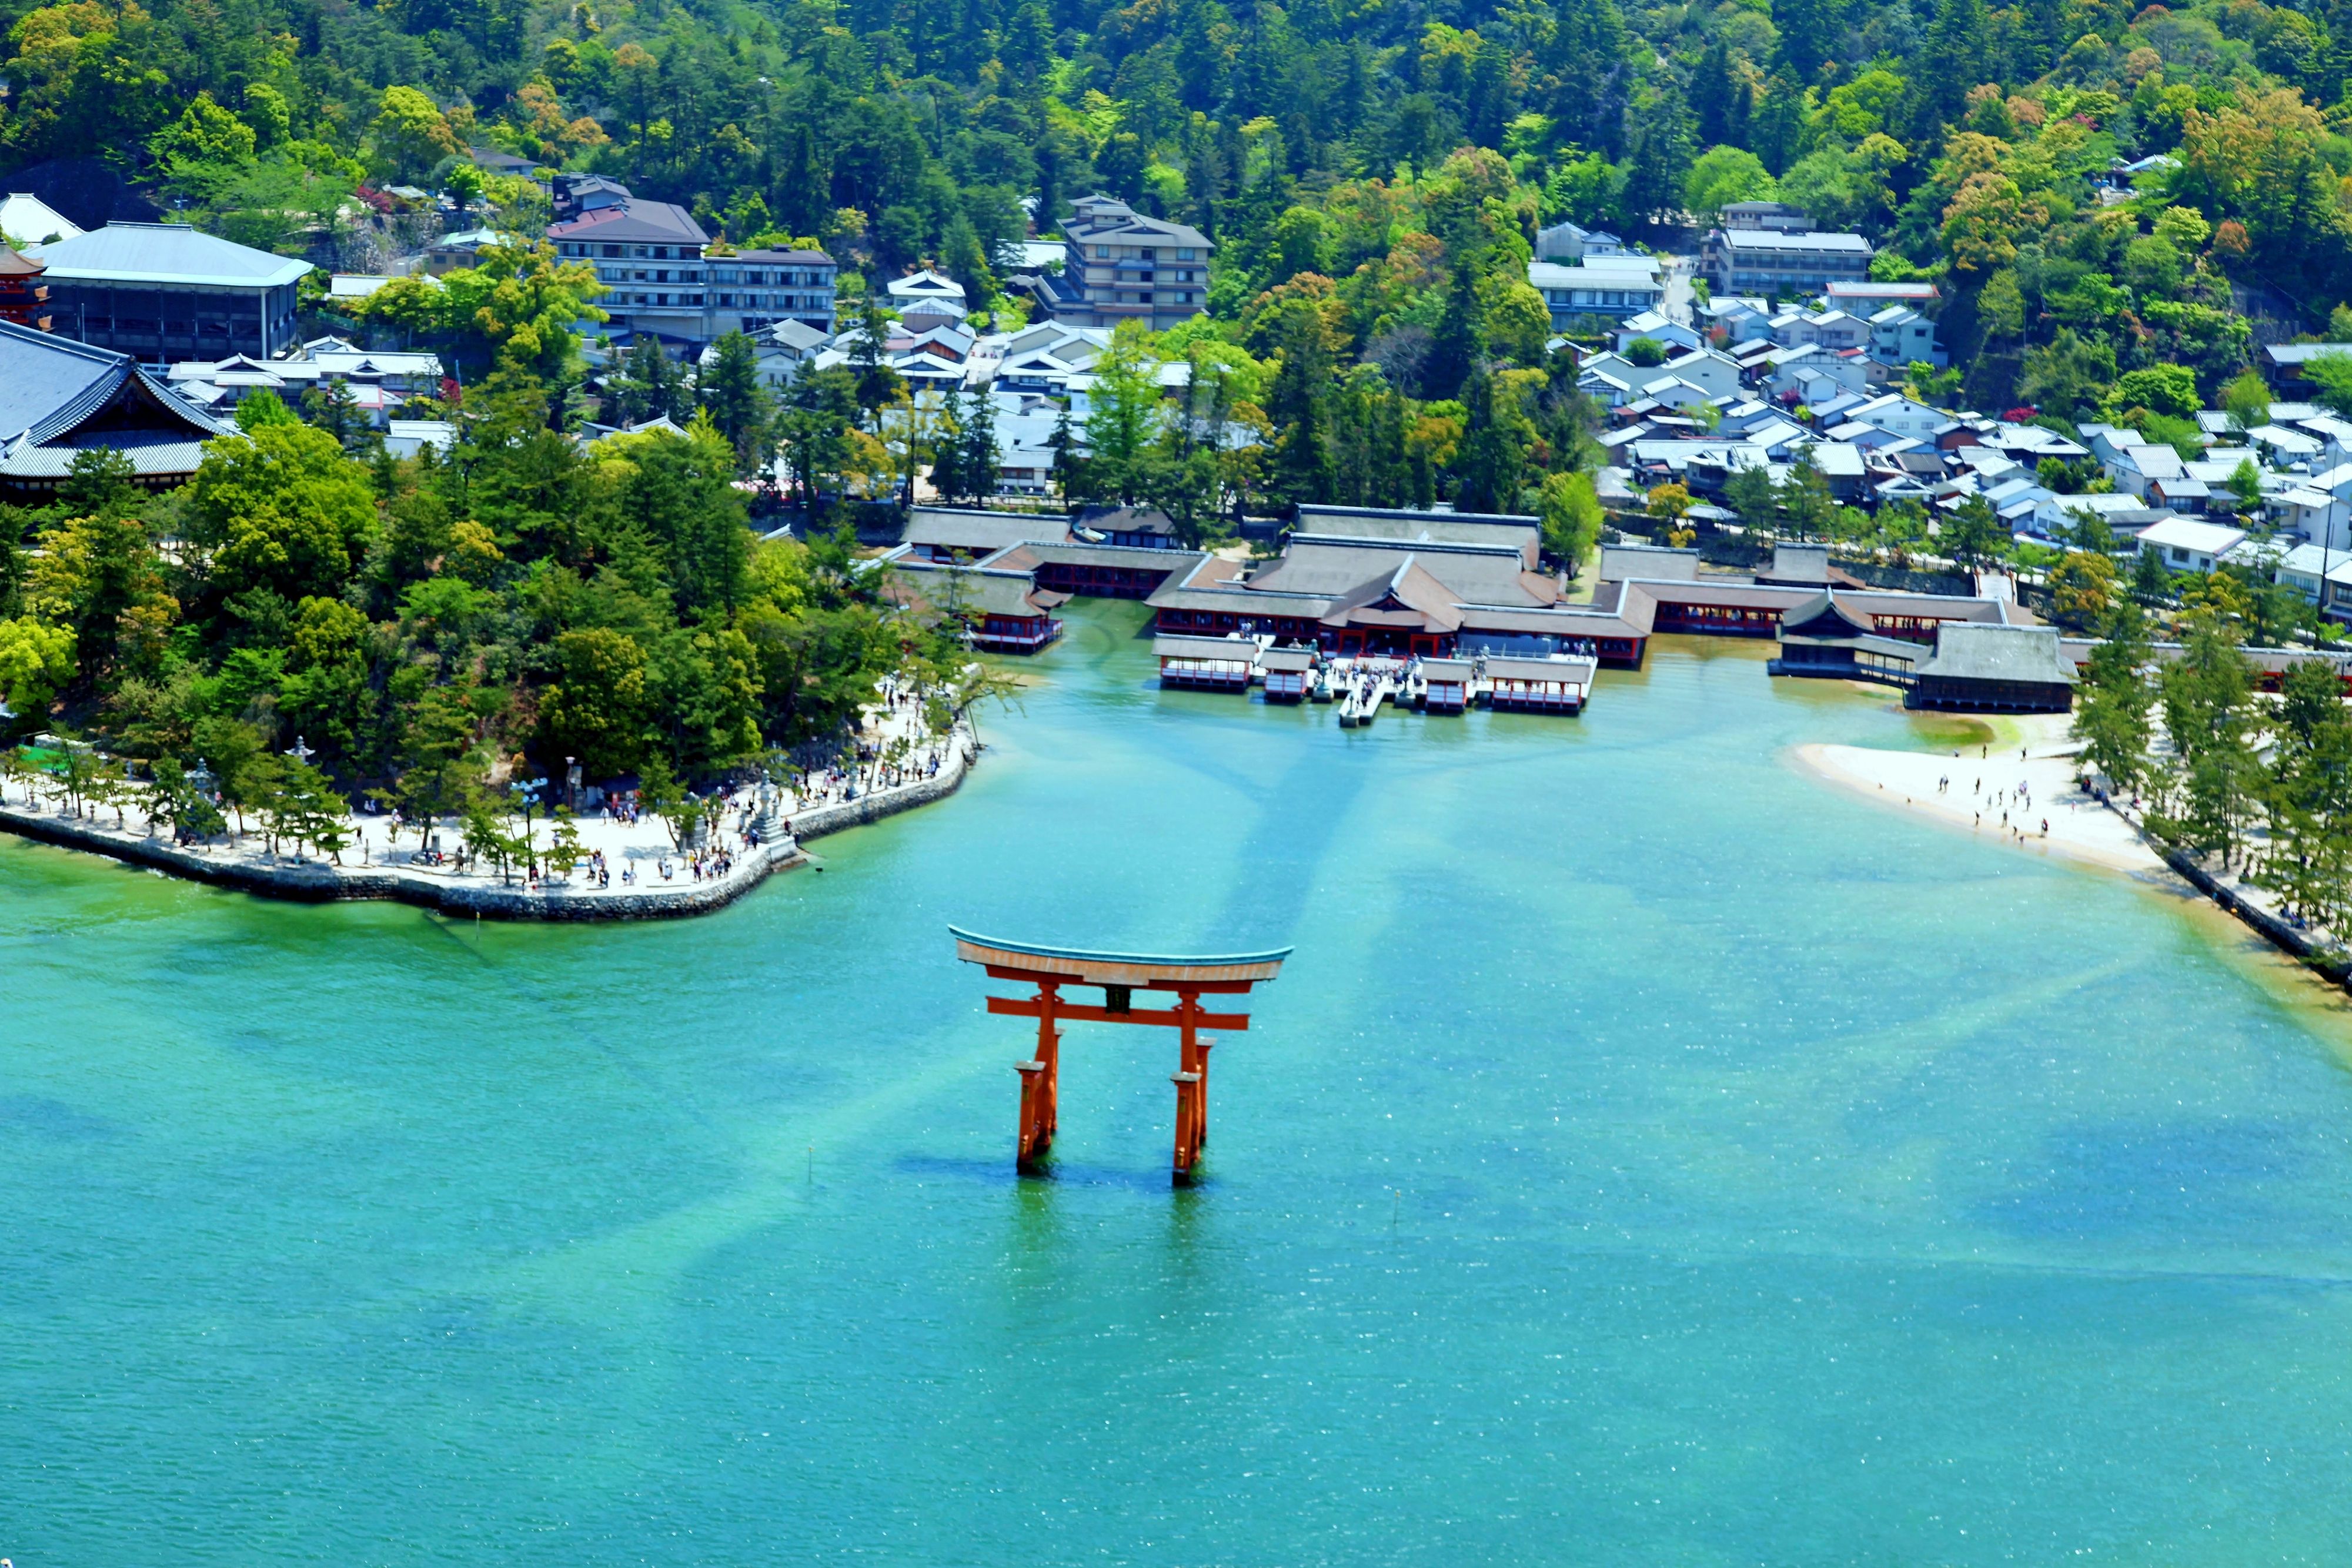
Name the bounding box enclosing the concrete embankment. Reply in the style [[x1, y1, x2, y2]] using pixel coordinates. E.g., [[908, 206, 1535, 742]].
[[0, 727, 977, 921]]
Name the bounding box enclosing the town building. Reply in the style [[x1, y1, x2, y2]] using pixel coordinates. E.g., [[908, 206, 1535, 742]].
[[36, 222, 310, 361], [162, 336, 443, 425], [549, 192, 712, 344], [548, 178, 838, 345], [1, 191, 81, 249], [1719, 200, 1817, 233], [1533, 219, 1632, 262], [2137, 516, 2247, 573], [423, 227, 514, 275], [1702, 226, 1873, 297], [1529, 256, 1666, 329], [2273, 542, 2352, 615], [1867, 306, 1942, 369], [1027, 195, 1212, 331], [0, 316, 230, 500], [2263, 342, 2352, 386], [710, 247, 836, 334]]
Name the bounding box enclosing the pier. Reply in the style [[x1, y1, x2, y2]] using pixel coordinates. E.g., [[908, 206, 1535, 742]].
[[1154, 636, 1596, 720]]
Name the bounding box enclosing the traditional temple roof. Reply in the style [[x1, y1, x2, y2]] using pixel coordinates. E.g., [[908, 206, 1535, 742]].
[[1913, 624, 2077, 685], [0, 317, 229, 492], [1779, 589, 1878, 642]]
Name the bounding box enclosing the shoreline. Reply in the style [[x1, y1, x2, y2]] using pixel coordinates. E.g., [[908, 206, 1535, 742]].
[[1790, 716, 2165, 878], [0, 724, 978, 922], [1792, 714, 2352, 998]]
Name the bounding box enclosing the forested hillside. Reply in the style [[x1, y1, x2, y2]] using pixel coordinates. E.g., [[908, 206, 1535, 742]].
[[10, 0, 2352, 818], [9, 0, 2352, 408]]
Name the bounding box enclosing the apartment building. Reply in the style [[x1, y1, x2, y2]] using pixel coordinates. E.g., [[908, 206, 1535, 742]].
[[1702, 227, 1873, 297], [548, 176, 836, 345], [1041, 195, 1211, 331]]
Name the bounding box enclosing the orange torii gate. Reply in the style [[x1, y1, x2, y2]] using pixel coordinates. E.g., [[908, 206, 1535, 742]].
[[951, 927, 1291, 1185]]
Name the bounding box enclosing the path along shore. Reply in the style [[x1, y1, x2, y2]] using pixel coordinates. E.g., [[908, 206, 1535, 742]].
[[0, 723, 978, 922], [1795, 714, 2352, 993]]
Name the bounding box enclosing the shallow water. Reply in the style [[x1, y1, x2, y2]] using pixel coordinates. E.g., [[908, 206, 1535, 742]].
[[8, 600, 2352, 1565]]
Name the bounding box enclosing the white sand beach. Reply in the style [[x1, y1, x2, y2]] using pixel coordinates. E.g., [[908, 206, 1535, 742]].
[[1791, 713, 2164, 875]]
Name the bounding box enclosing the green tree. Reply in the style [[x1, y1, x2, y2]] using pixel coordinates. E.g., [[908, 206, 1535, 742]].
[[1724, 463, 1779, 533], [359, 244, 607, 380], [369, 85, 460, 182], [236, 390, 300, 431], [148, 90, 256, 178], [185, 424, 379, 605], [1538, 471, 1602, 578], [2072, 598, 2156, 794], [2109, 364, 2202, 421], [2221, 369, 2272, 433], [1777, 449, 1836, 541], [697, 331, 772, 473], [1682, 145, 1776, 224], [1939, 494, 2010, 566], [2301, 352, 2352, 416]]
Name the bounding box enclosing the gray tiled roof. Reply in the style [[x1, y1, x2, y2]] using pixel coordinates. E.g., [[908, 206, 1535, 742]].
[[0, 318, 228, 443], [36, 222, 311, 289], [1711, 228, 1873, 255], [550, 199, 708, 248], [1914, 624, 2076, 684]]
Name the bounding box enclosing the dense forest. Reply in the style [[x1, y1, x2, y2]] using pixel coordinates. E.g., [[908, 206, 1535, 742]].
[[12, 0, 2352, 822]]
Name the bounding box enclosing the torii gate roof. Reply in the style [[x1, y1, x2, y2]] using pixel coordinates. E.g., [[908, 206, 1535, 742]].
[[950, 927, 1291, 988]]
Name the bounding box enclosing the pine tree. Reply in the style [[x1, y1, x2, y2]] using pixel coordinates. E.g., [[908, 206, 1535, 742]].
[[939, 212, 997, 306], [698, 330, 771, 473], [1692, 40, 1746, 149], [958, 391, 1001, 502], [1267, 305, 1335, 505], [1619, 83, 1695, 229], [930, 387, 968, 503], [1454, 372, 1525, 514], [1912, 0, 1991, 137], [1775, 0, 1845, 81], [1751, 72, 1809, 176], [1423, 268, 1486, 402], [2072, 598, 2157, 795]]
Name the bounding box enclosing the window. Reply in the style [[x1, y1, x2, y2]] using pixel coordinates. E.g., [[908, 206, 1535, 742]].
[[1096, 245, 1110, 258], [603, 244, 623, 258], [2171, 546, 2189, 563], [1177, 248, 1195, 260]]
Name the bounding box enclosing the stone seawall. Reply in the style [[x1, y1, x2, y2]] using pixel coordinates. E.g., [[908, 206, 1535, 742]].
[[2159, 844, 2352, 990], [0, 726, 977, 922]]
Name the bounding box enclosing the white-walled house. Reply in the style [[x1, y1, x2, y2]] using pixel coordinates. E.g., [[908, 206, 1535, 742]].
[[2273, 542, 2352, 611], [2137, 517, 2247, 574], [1612, 310, 1703, 355], [1845, 393, 1949, 442], [2105, 442, 2185, 499], [1867, 306, 1943, 369]]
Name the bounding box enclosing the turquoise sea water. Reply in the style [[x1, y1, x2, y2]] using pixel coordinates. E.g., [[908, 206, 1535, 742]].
[[8, 599, 2352, 1564]]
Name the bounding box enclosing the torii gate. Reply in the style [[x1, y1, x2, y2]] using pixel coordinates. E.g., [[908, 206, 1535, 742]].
[[951, 927, 1291, 1185]]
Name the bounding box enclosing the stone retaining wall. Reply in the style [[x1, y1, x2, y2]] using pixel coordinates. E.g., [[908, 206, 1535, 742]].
[[2159, 844, 2352, 989], [0, 726, 978, 922]]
